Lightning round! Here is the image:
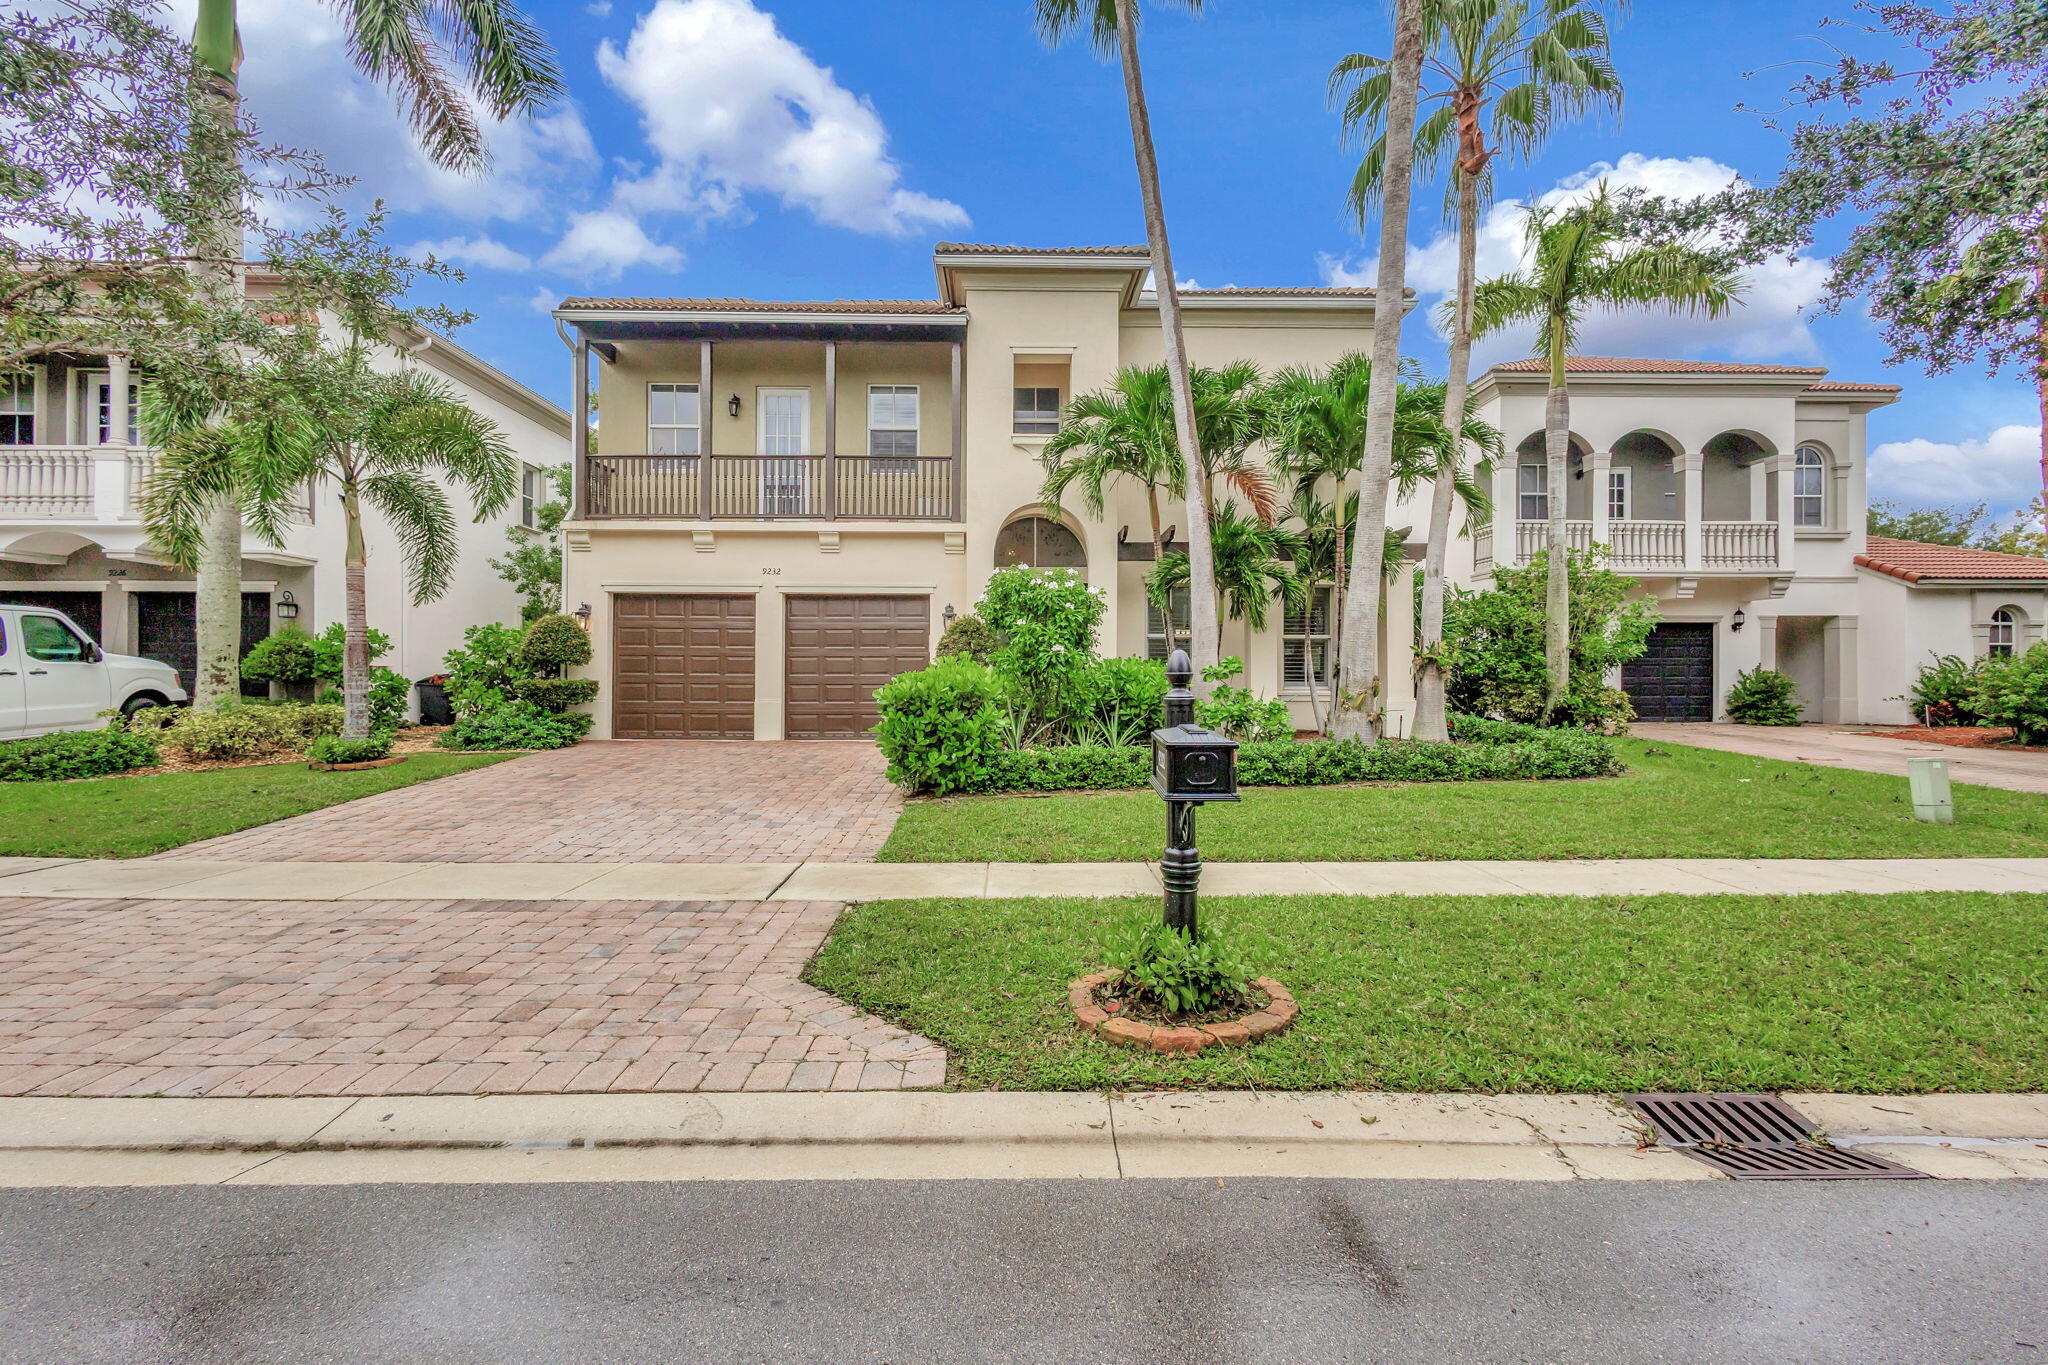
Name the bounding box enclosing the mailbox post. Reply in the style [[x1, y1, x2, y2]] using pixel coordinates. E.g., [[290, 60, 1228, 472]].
[[1151, 650, 1241, 936]]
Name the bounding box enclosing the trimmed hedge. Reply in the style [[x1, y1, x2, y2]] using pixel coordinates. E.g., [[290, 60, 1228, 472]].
[[944, 718, 1620, 797], [0, 725, 159, 782]]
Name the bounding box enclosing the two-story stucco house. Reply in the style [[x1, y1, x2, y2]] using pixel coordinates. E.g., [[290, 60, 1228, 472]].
[[1, 276, 571, 695], [553, 242, 2043, 740]]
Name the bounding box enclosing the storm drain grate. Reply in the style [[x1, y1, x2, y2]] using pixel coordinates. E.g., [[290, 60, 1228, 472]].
[[1626, 1093, 1929, 1181]]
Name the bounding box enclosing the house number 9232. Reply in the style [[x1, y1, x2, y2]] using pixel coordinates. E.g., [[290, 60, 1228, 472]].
[[761, 567, 781, 575]]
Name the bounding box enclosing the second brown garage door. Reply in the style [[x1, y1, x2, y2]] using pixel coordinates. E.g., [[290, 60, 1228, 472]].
[[785, 595, 931, 740], [612, 594, 755, 739]]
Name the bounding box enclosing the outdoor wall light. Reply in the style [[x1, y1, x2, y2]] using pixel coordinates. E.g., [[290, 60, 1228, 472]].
[[1730, 609, 1746, 633], [275, 590, 298, 620], [727, 393, 742, 419], [942, 603, 957, 624], [573, 602, 593, 629]]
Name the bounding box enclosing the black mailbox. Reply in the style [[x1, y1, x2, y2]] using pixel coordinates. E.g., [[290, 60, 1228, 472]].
[[1151, 723, 1242, 803]]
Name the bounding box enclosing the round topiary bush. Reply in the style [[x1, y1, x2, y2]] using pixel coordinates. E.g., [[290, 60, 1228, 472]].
[[509, 677, 601, 712], [933, 613, 1001, 665], [240, 627, 320, 684], [518, 613, 592, 676], [1725, 666, 1803, 726]]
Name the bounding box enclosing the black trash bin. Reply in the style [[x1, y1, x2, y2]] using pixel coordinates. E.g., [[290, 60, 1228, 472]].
[[416, 678, 454, 726]]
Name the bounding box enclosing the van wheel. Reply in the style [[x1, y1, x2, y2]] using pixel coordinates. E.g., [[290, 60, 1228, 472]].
[[120, 693, 169, 717]]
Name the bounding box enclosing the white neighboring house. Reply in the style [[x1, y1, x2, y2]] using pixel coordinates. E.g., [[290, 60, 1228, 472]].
[[0, 288, 570, 703]]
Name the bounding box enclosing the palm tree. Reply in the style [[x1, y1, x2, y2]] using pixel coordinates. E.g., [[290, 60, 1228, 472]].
[[1325, 0, 1427, 741], [180, 0, 559, 709], [1189, 359, 1280, 525], [1468, 183, 1744, 718], [1334, 0, 1623, 742], [145, 330, 515, 739], [1034, 0, 1221, 674], [1148, 505, 1307, 635]]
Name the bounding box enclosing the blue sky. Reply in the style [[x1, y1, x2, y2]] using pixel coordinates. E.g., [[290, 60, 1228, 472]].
[[222, 0, 2042, 513]]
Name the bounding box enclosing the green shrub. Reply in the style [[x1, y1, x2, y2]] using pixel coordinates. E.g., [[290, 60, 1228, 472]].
[[439, 700, 592, 751], [874, 658, 1010, 795], [239, 627, 320, 684], [508, 677, 600, 712], [933, 613, 1001, 665], [315, 666, 410, 731], [1195, 657, 1294, 743], [307, 732, 394, 765], [976, 565, 1104, 738], [1445, 547, 1657, 729], [129, 701, 342, 761], [1726, 667, 1803, 725], [441, 622, 529, 719], [1103, 916, 1253, 1017], [309, 622, 392, 685], [1907, 652, 1987, 726], [518, 613, 592, 675], [1072, 656, 1169, 747], [1974, 642, 2048, 744], [0, 724, 159, 781]]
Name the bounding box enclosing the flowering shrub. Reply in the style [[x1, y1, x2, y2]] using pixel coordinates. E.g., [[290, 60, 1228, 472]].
[[1195, 657, 1294, 742], [976, 565, 1105, 738]]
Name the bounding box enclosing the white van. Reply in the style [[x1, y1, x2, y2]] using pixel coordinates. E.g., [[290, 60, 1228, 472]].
[[0, 604, 187, 739]]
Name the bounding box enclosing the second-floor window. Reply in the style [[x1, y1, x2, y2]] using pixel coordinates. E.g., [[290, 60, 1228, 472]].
[[1606, 468, 1631, 520], [868, 385, 919, 471], [1517, 464, 1548, 521], [1794, 445, 1826, 527], [1014, 387, 1061, 435], [519, 465, 552, 529], [1283, 586, 1332, 690], [648, 383, 701, 458], [0, 375, 32, 445]]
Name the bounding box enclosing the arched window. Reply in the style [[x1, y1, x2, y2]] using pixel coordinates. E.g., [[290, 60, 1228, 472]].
[[994, 516, 1086, 569], [1990, 606, 2018, 658], [1793, 445, 1827, 527]]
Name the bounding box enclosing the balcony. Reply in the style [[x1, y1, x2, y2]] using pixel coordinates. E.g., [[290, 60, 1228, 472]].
[[1477, 519, 1780, 574], [0, 446, 311, 525], [586, 453, 957, 520]]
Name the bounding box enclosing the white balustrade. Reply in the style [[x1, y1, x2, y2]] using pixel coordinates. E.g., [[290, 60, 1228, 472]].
[[1609, 519, 1686, 569], [1701, 520, 1780, 569], [1493, 516, 1778, 572], [0, 447, 95, 517]]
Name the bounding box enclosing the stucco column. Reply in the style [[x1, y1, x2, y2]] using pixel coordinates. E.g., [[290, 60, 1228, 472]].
[[569, 338, 588, 520], [1823, 615, 1860, 723], [1755, 614, 1778, 671], [1675, 451, 1703, 571], [822, 339, 838, 520], [1490, 455, 1516, 570], [96, 354, 132, 520], [30, 363, 48, 445], [1382, 560, 1416, 738], [1587, 447, 1613, 550], [1772, 449, 1797, 573]]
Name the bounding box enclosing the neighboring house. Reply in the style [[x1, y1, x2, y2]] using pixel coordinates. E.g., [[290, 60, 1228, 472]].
[[0, 273, 571, 696], [1853, 537, 2048, 720], [549, 243, 2031, 740]]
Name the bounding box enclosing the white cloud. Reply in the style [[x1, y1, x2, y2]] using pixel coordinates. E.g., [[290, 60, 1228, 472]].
[[1869, 425, 2046, 511], [587, 0, 613, 13], [596, 0, 967, 236], [528, 285, 561, 314], [541, 210, 685, 276], [1321, 153, 1830, 365], [409, 235, 534, 273]]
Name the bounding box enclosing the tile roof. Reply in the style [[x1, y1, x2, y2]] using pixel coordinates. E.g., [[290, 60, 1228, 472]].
[[1857, 536, 2048, 583], [1492, 356, 1827, 376], [933, 242, 1149, 255], [1804, 380, 1904, 393], [556, 297, 963, 314], [1176, 286, 1379, 298]]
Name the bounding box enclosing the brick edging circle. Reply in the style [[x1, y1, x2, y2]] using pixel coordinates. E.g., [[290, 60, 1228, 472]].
[[1068, 973, 1298, 1054]]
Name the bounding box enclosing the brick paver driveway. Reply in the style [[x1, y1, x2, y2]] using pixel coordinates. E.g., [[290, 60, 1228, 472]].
[[0, 895, 942, 1098], [164, 740, 904, 863]]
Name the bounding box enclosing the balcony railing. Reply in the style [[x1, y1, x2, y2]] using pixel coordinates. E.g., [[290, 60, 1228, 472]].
[[1498, 518, 1779, 572], [586, 453, 956, 521], [0, 447, 95, 517]]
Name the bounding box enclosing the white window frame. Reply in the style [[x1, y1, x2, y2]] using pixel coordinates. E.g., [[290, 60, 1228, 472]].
[[0, 374, 33, 446], [518, 465, 551, 530], [1605, 467, 1631, 521], [89, 374, 137, 446], [1517, 464, 1548, 521], [1283, 584, 1333, 691], [1013, 386, 1061, 435], [647, 382, 701, 460], [1146, 586, 1192, 661], [1794, 445, 1826, 527], [756, 387, 812, 515], [1990, 606, 2018, 658], [866, 384, 920, 471]]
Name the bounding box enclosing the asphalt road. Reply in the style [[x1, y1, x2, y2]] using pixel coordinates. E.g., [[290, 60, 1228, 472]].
[[3, 1178, 2044, 1363]]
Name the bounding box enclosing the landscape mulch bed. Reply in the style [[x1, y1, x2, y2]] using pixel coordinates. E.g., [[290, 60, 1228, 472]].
[[123, 725, 475, 777], [1861, 726, 2048, 754]]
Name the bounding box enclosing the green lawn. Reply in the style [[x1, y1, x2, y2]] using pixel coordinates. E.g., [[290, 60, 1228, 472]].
[[0, 753, 517, 858], [879, 738, 2048, 862], [807, 891, 2048, 1093]]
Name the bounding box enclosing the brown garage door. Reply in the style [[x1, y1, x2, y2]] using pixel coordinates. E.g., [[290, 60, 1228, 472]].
[[785, 595, 931, 740], [612, 594, 755, 739]]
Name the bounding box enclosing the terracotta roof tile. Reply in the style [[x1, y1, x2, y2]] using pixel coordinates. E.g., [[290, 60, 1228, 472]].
[[933, 242, 1149, 255], [1176, 286, 1379, 298], [1857, 536, 2048, 583], [1492, 355, 1827, 376], [556, 297, 963, 314], [1804, 380, 1904, 393]]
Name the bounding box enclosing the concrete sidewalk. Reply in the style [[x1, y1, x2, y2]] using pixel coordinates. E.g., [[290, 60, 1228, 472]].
[[5, 854, 2047, 901], [1, 1091, 2044, 1187], [1649, 721, 2048, 794]]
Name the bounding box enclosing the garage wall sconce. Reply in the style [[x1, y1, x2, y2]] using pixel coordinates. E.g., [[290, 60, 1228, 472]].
[[573, 602, 593, 629], [1730, 610, 1746, 633], [275, 590, 299, 620], [942, 603, 957, 625], [727, 393, 742, 419]]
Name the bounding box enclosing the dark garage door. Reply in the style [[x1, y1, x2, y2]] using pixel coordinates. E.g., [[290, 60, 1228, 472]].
[[785, 595, 931, 740], [1624, 622, 1715, 721], [0, 590, 102, 641], [133, 591, 272, 696], [612, 593, 755, 739]]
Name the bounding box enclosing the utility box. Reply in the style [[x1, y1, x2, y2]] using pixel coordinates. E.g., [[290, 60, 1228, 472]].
[[1150, 724, 1242, 804], [1907, 756, 1954, 823]]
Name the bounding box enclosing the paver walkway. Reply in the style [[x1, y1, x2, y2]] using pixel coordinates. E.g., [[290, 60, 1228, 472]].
[[161, 740, 903, 863], [0, 895, 941, 1099], [1647, 722, 2048, 795]]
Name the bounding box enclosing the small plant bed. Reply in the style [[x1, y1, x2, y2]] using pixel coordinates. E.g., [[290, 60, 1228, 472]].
[[806, 891, 2048, 1092], [126, 725, 453, 777], [1862, 726, 2048, 753], [1071, 971, 1297, 1053]]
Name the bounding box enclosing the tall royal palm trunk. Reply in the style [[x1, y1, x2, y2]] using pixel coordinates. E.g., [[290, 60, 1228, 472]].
[[1334, 0, 1424, 741], [1414, 164, 1481, 743], [1542, 318, 1572, 720], [190, 0, 244, 710], [340, 487, 372, 738], [1323, 495, 1347, 735], [1112, 0, 1217, 672], [2035, 224, 2047, 543]]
